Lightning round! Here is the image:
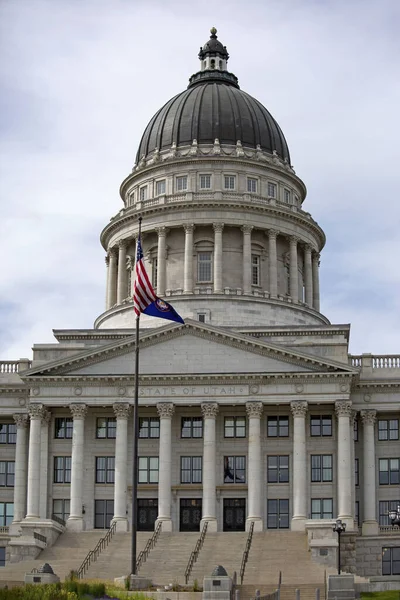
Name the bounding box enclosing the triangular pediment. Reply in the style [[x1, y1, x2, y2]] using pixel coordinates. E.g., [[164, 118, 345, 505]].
[[22, 320, 357, 380]]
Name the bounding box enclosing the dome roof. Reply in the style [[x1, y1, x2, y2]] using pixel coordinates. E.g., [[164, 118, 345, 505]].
[[199, 26, 229, 60]]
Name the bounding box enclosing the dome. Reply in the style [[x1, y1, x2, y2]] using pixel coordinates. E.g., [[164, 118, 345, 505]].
[[199, 26, 229, 60]]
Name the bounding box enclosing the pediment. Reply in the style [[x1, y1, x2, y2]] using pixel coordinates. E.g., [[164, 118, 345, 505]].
[[23, 320, 357, 379]]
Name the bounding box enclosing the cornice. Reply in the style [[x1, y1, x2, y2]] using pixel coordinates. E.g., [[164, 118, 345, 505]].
[[354, 381, 400, 391]]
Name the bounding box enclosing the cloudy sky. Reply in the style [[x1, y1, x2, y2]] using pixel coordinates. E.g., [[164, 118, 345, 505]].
[[1, 0, 399, 359]]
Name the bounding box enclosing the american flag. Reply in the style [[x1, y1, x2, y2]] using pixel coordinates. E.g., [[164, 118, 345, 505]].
[[133, 237, 156, 316]]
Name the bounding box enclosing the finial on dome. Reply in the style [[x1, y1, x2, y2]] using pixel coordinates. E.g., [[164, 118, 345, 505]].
[[210, 27, 217, 37]]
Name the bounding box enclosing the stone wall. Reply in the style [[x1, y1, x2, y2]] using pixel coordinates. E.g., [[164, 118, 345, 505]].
[[350, 535, 400, 578]]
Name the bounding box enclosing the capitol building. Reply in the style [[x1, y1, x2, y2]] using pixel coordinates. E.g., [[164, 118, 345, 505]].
[[0, 29, 399, 582]]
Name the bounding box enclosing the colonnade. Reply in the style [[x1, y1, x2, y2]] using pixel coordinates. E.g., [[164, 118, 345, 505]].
[[104, 226, 321, 311]]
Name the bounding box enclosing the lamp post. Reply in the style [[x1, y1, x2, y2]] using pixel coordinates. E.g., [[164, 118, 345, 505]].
[[388, 505, 400, 527], [333, 518, 346, 574]]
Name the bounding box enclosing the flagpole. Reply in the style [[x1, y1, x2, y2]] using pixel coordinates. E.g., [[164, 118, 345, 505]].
[[131, 215, 142, 578]]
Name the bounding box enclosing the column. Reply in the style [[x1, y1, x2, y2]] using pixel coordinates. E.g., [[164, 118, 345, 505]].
[[156, 403, 174, 531], [67, 404, 87, 531], [201, 403, 219, 532], [157, 227, 167, 296], [105, 255, 110, 310], [246, 402, 263, 531], [183, 224, 195, 294], [117, 240, 128, 304], [130, 235, 138, 296], [335, 401, 353, 527], [107, 248, 117, 309], [12, 414, 29, 523], [268, 229, 278, 297], [242, 226, 253, 295], [360, 410, 379, 535], [39, 409, 51, 519], [112, 403, 131, 532], [213, 223, 224, 293], [351, 410, 357, 529], [290, 401, 308, 530], [312, 252, 320, 312], [289, 236, 299, 303], [304, 245, 313, 306], [25, 405, 44, 520]]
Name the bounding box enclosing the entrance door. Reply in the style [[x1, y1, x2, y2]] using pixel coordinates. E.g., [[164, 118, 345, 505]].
[[267, 499, 289, 529], [94, 499, 114, 529], [223, 498, 246, 531], [137, 499, 158, 531], [180, 498, 202, 532]]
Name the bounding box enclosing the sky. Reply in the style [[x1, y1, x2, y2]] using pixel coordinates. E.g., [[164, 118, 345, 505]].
[[1, 0, 400, 359]]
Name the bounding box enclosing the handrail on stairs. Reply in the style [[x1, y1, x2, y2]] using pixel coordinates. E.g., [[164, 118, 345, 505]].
[[184, 521, 208, 584], [136, 521, 162, 572], [240, 521, 254, 585], [77, 521, 117, 579]]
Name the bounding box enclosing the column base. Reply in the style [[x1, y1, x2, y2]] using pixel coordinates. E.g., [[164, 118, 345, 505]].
[[361, 520, 379, 536], [66, 517, 86, 532], [155, 518, 173, 532], [291, 516, 307, 531], [111, 517, 129, 532], [201, 517, 217, 532], [246, 517, 263, 532]]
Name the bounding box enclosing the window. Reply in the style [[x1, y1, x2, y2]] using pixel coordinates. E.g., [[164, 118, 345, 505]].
[[181, 417, 203, 438], [181, 456, 202, 483], [311, 498, 333, 519], [379, 458, 400, 485], [311, 455, 332, 482], [251, 255, 260, 286], [224, 175, 235, 190], [379, 500, 400, 526], [0, 423, 16, 444], [267, 499, 289, 529], [378, 419, 399, 441], [96, 417, 116, 439], [54, 417, 73, 439], [176, 176, 188, 191], [284, 189, 291, 203], [156, 179, 166, 196], [0, 502, 13, 527], [382, 547, 400, 576], [151, 258, 158, 288], [94, 499, 114, 529], [355, 501, 359, 527], [267, 416, 289, 437], [354, 417, 358, 441], [310, 415, 332, 436], [247, 178, 257, 193], [53, 457, 71, 484], [198, 313, 206, 323], [224, 456, 246, 483], [95, 457, 115, 484], [224, 416, 246, 438], [0, 462, 14, 487], [268, 456, 289, 483], [0, 546, 5, 567], [355, 458, 359, 486], [53, 499, 70, 522], [267, 182, 277, 198], [200, 174, 211, 189], [139, 186, 147, 202], [197, 251, 212, 282], [138, 457, 159, 483], [139, 417, 160, 439]]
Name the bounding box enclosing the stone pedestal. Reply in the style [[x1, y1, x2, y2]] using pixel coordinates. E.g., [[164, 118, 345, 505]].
[[327, 574, 355, 600], [129, 574, 152, 590], [203, 568, 232, 600]]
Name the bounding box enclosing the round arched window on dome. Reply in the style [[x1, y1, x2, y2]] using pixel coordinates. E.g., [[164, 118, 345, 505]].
[[210, 59, 215, 69]]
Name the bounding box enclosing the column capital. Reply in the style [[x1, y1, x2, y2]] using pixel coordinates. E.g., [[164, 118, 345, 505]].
[[304, 243, 313, 254], [213, 223, 224, 233], [267, 229, 279, 239], [290, 235, 300, 246], [241, 225, 253, 235], [156, 226, 168, 237], [246, 401, 263, 419], [335, 400, 352, 418], [312, 251, 321, 263], [201, 402, 219, 419], [41, 409, 52, 425], [69, 403, 88, 420], [13, 413, 29, 428], [28, 404, 44, 420], [184, 223, 195, 234], [157, 402, 175, 419], [113, 403, 131, 420], [290, 400, 308, 417], [360, 409, 376, 425], [108, 247, 118, 259], [118, 239, 128, 249]]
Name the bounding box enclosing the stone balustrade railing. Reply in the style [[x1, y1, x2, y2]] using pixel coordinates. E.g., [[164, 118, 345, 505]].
[[350, 355, 400, 369], [0, 359, 32, 373], [0, 526, 10, 535]]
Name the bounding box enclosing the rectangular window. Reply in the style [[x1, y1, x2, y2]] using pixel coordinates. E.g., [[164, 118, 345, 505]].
[[382, 546, 400, 576], [378, 419, 399, 441], [224, 456, 246, 483], [0, 546, 5, 566], [0, 423, 16, 444], [96, 417, 116, 439], [0, 502, 13, 527], [138, 457, 159, 484], [355, 458, 359, 486], [176, 176, 188, 191], [180, 456, 202, 484], [53, 457, 71, 484], [311, 498, 333, 519], [151, 258, 158, 288], [181, 417, 203, 438], [198, 313, 206, 323], [251, 255, 260, 286], [224, 175, 235, 190], [54, 417, 73, 439], [268, 455, 289, 483], [197, 252, 212, 282], [267, 182, 277, 198], [200, 174, 211, 189], [354, 417, 358, 441], [379, 458, 400, 485], [310, 415, 332, 436], [267, 499, 289, 529], [156, 179, 166, 196], [224, 416, 246, 438], [94, 499, 114, 529], [284, 189, 291, 203], [139, 417, 160, 439], [52, 499, 70, 522], [267, 416, 289, 437], [311, 455, 333, 482], [355, 501, 359, 527], [139, 186, 147, 202], [379, 500, 400, 526], [0, 462, 15, 487], [247, 178, 257, 193], [95, 457, 115, 484]]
